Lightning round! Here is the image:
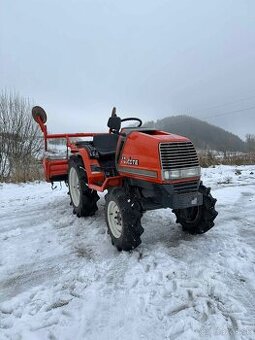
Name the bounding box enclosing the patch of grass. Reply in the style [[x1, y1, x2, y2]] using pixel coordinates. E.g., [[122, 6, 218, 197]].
[[198, 151, 255, 167]]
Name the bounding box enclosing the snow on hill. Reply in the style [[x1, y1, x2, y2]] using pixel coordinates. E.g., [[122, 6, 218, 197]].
[[0, 166, 255, 340]]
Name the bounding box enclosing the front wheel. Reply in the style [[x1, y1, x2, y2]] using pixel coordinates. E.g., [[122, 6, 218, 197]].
[[105, 188, 143, 251], [173, 184, 218, 234]]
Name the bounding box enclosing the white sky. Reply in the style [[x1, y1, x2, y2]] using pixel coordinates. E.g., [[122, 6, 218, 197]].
[[0, 0, 255, 138]]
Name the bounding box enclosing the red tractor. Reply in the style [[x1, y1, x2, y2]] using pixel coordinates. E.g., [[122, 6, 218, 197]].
[[32, 106, 218, 251]]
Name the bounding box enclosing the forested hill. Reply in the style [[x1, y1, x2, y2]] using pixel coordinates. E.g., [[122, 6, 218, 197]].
[[145, 115, 246, 152]]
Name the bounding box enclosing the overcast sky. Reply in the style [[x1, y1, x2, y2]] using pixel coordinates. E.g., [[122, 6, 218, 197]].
[[1, 0, 254, 138]]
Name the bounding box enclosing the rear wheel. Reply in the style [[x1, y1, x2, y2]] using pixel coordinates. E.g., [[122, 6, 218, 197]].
[[68, 157, 99, 217], [105, 188, 143, 251], [173, 184, 218, 234]]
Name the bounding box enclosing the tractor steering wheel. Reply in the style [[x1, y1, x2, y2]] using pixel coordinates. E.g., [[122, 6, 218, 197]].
[[121, 117, 142, 127]]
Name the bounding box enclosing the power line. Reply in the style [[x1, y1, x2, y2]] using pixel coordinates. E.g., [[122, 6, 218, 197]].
[[201, 105, 255, 119], [193, 93, 255, 113]]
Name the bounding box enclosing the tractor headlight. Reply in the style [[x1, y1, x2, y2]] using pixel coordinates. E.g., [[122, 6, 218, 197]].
[[162, 167, 201, 180], [181, 167, 201, 178], [163, 169, 180, 179]]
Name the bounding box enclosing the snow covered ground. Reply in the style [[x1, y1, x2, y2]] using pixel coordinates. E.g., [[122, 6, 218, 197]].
[[0, 165, 255, 340]]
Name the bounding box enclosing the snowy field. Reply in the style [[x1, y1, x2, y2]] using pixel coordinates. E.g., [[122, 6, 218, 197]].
[[0, 166, 255, 340]]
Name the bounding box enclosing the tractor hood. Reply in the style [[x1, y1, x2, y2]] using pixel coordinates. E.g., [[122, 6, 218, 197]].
[[117, 129, 200, 184]]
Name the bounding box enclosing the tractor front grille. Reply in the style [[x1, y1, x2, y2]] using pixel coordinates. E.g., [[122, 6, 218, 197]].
[[173, 180, 199, 194], [159, 142, 199, 170]]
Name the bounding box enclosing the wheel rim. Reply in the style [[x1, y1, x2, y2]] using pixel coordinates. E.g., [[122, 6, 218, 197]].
[[107, 201, 123, 239], [69, 167, 81, 207], [182, 206, 201, 224]]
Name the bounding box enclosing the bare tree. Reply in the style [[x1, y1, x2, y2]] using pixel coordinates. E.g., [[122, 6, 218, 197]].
[[246, 134, 255, 153], [0, 91, 43, 182]]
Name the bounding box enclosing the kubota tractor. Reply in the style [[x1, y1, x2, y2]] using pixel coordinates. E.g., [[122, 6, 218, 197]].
[[32, 106, 218, 251]]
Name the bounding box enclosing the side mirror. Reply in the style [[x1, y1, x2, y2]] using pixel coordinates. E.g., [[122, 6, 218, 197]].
[[32, 106, 47, 124]]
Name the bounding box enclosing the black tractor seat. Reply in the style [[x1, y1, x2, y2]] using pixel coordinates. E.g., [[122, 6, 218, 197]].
[[93, 133, 119, 157]]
